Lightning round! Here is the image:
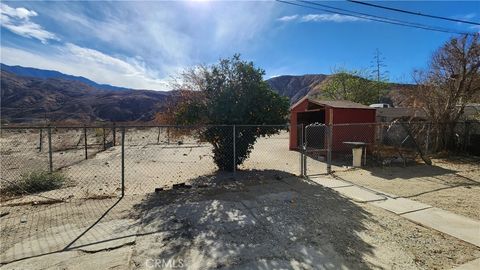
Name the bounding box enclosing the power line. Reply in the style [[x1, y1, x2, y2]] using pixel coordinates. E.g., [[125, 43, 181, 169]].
[[348, 0, 480, 26], [276, 0, 474, 36], [298, 0, 473, 35]]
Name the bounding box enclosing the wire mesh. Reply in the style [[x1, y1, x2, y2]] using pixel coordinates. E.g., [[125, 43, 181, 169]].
[[303, 123, 329, 176], [236, 125, 298, 174], [122, 126, 217, 195], [1, 122, 478, 264], [0, 127, 122, 204], [2, 122, 478, 201], [1, 128, 50, 197]]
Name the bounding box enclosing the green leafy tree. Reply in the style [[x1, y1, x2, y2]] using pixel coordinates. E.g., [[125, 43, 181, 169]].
[[171, 55, 289, 171], [320, 68, 387, 105]]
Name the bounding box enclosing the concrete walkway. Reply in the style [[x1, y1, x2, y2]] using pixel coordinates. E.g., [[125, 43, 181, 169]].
[[309, 176, 480, 247]]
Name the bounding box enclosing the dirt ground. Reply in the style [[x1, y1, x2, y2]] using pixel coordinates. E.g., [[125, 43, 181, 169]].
[[1, 172, 479, 269], [334, 157, 480, 220], [1, 129, 327, 205], [2, 128, 479, 269]]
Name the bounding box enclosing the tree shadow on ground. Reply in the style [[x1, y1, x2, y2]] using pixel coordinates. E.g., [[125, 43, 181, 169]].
[[128, 170, 378, 269]]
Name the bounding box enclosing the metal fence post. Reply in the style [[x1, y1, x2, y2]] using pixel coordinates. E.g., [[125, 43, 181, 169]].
[[233, 125, 236, 173], [102, 127, 106, 150], [327, 125, 332, 174], [425, 123, 430, 156], [303, 125, 307, 177], [38, 128, 43, 152], [464, 121, 470, 151], [112, 123, 116, 146], [121, 127, 125, 197], [300, 124, 304, 177], [167, 127, 170, 144], [48, 126, 53, 173], [84, 126, 88, 160]]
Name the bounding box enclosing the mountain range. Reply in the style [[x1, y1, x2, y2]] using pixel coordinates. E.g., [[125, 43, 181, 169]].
[[1, 64, 405, 123], [0, 64, 132, 92], [1, 68, 170, 123]]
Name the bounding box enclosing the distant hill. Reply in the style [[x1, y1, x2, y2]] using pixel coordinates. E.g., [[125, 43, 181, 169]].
[[1, 63, 131, 92], [266, 74, 328, 104], [1, 64, 415, 123], [1, 71, 170, 123], [266, 74, 414, 106]]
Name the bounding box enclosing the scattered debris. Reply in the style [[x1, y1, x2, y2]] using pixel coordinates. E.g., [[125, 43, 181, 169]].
[[173, 183, 192, 189]]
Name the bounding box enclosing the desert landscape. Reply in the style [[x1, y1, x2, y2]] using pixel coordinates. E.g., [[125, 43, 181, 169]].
[[1, 126, 479, 269]]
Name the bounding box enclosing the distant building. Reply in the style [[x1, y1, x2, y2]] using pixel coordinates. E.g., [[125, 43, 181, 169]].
[[369, 103, 392, 108], [375, 103, 480, 122]]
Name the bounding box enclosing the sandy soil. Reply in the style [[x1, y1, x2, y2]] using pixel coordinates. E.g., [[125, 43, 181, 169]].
[[2, 128, 479, 268], [1, 174, 479, 269], [334, 157, 480, 220], [1, 129, 328, 204]]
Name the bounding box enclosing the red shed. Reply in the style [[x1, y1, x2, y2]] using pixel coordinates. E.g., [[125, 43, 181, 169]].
[[289, 97, 376, 152]]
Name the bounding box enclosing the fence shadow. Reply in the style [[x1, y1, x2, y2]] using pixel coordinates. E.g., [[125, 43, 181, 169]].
[[128, 169, 378, 269], [343, 164, 457, 181], [0, 196, 134, 265]]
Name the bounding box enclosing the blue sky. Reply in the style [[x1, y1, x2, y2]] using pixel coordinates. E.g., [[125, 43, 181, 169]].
[[1, 1, 478, 90]]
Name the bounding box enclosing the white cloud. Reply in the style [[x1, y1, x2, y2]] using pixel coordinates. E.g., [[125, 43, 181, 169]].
[[471, 25, 480, 32], [455, 13, 476, 20], [301, 14, 364, 23], [0, 2, 282, 90], [278, 13, 365, 23], [1, 45, 170, 90], [0, 3, 38, 19], [277, 15, 298, 22], [0, 3, 58, 43]]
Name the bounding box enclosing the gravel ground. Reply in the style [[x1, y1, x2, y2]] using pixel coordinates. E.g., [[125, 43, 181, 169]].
[[1, 129, 328, 205], [1, 173, 479, 269], [128, 174, 480, 269], [2, 128, 479, 269], [334, 158, 480, 220]]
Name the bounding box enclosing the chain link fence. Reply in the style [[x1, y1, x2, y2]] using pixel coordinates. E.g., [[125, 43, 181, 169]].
[[0, 124, 303, 204], [1, 121, 478, 203], [326, 121, 480, 168], [1, 121, 478, 264]]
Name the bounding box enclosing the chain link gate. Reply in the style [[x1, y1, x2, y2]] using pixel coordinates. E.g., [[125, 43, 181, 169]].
[[300, 123, 331, 176]]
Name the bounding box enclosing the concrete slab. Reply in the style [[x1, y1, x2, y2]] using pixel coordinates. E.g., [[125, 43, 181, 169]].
[[1, 218, 139, 264], [69, 219, 139, 250], [402, 208, 480, 247], [1, 245, 132, 270], [453, 258, 480, 270], [372, 197, 432, 215], [1, 223, 86, 263], [310, 175, 480, 248], [333, 186, 386, 202], [309, 177, 353, 188], [76, 236, 136, 253]]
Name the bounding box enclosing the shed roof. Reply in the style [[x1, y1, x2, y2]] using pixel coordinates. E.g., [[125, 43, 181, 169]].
[[291, 96, 374, 110]]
